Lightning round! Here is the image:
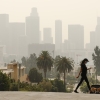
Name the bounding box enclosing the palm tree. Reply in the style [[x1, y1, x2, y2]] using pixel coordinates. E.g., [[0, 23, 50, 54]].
[[55, 56, 74, 87], [37, 51, 53, 79]]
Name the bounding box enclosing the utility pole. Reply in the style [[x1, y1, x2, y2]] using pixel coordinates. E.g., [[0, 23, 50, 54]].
[[18, 63, 21, 91]]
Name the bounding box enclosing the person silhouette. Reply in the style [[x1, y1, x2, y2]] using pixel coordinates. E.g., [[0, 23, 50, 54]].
[[74, 58, 91, 93]]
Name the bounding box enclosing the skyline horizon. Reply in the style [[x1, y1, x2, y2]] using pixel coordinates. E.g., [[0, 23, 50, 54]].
[[1, 0, 100, 47], [0, 11, 99, 47]]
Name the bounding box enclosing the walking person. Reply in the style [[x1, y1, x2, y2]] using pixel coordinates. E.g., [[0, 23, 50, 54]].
[[74, 58, 92, 93]]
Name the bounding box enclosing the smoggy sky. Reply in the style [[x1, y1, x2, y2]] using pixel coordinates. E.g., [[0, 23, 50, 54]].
[[0, 0, 100, 45]]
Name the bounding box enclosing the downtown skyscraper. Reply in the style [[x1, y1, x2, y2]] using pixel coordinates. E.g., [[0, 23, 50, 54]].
[[68, 25, 84, 50], [43, 28, 53, 44], [0, 14, 9, 53], [26, 7, 40, 44], [55, 20, 62, 51]]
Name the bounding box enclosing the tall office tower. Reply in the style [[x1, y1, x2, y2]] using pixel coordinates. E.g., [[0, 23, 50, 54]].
[[43, 28, 53, 44], [97, 17, 100, 25], [68, 25, 84, 50], [26, 7, 40, 44], [63, 40, 70, 51], [95, 17, 100, 47], [0, 46, 3, 65], [90, 31, 96, 50], [55, 20, 62, 51], [28, 43, 55, 56], [9, 22, 25, 55], [85, 43, 90, 50], [0, 14, 9, 53]]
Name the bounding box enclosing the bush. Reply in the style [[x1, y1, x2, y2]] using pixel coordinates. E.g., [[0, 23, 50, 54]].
[[10, 83, 18, 91], [38, 80, 52, 92], [0, 71, 10, 91], [51, 79, 66, 92]]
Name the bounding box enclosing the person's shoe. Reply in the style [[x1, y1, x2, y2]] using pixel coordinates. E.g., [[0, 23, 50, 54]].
[[74, 90, 79, 93]]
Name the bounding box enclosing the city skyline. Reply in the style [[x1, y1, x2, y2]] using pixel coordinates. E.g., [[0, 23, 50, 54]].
[[1, 0, 100, 46]]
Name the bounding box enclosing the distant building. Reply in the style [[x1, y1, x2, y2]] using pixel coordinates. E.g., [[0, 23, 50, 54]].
[[97, 17, 100, 25], [28, 43, 55, 56], [9, 22, 25, 55], [0, 63, 27, 82], [18, 35, 28, 59], [62, 40, 70, 52], [85, 43, 90, 50], [95, 18, 100, 47], [26, 7, 40, 44], [90, 31, 96, 50], [0, 46, 4, 66], [0, 14, 9, 53], [68, 25, 84, 50], [55, 20, 62, 51], [43, 28, 53, 44]]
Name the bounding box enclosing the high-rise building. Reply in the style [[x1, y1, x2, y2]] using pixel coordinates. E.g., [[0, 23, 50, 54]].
[[63, 40, 70, 52], [0, 14, 9, 53], [95, 17, 100, 47], [85, 43, 90, 50], [90, 31, 96, 50], [28, 43, 55, 56], [68, 25, 84, 50], [26, 7, 40, 44], [97, 17, 100, 25], [9, 22, 25, 55], [0, 46, 4, 65], [43, 28, 53, 44], [55, 20, 62, 51]]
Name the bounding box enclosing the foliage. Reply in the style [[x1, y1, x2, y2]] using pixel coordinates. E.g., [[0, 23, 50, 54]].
[[66, 84, 74, 93], [92, 46, 100, 75], [51, 79, 66, 92], [56, 72, 60, 80], [38, 80, 52, 92], [21, 53, 37, 74], [80, 82, 88, 93], [55, 56, 74, 86], [10, 59, 16, 63], [80, 77, 100, 93], [66, 75, 76, 85], [0, 71, 10, 91], [28, 68, 43, 83], [10, 83, 18, 91], [37, 51, 53, 79]]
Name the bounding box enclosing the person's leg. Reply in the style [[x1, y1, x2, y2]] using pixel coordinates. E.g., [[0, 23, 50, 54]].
[[75, 77, 84, 91], [84, 76, 91, 91]]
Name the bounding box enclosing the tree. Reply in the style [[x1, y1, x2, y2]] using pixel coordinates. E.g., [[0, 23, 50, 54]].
[[0, 71, 10, 91], [55, 56, 74, 87], [92, 46, 100, 83], [28, 68, 43, 83], [37, 51, 53, 79], [10, 59, 16, 63], [21, 53, 37, 74], [28, 54, 37, 69], [21, 56, 27, 67]]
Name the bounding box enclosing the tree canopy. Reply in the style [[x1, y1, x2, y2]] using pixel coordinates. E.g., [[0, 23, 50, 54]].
[[28, 68, 43, 83]]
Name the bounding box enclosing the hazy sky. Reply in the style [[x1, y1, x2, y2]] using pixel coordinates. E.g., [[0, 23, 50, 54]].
[[0, 0, 100, 45]]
